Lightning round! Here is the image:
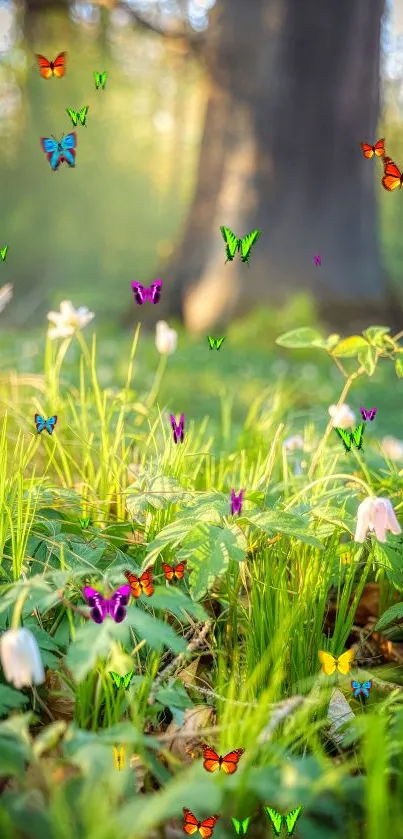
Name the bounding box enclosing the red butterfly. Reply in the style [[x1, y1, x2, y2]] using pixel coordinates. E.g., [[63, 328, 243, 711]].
[[124, 569, 154, 598], [360, 138, 385, 159], [201, 744, 245, 774], [381, 156, 403, 191], [162, 561, 187, 582], [182, 809, 219, 838], [35, 52, 67, 79]]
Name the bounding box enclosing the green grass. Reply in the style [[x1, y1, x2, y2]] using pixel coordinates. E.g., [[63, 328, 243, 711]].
[[1, 306, 403, 839]]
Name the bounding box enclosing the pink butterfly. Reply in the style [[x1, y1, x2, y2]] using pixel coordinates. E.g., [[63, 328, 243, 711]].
[[313, 254, 321, 266], [230, 489, 245, 516], [82, 585, 130, 623], [170, 413, 185, 444], [360, 407, 377, 421], [131, 280, 162, 305]]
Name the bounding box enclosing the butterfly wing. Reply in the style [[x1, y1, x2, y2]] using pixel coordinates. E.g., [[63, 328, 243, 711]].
[[183, 809, 200, 836], [360, 142, 375, 159], [108, 584, 131, 622], [361, 679, 373, 698], [124, 570, 142, 599], [51, 52, 67, 78], [94, 71, 101, 89], [351, 679, 362, 698], [284, 807, 303, 836], [100, 71, 108, 88], [113, 744, 125, 769], [79, 105, 89, 126], [202, 745, 221, 773], [162, 563, 174, 581], [178, 413, 185, 442], [44, 415, 57, 435], [173, 561, 187, 579], [368, 408, 377, 420], [336, 648, 354, 675], [351, 422, 365, 450], [198, 817, 219, 839], [35, 54, 53, 79], [0, 246, 8, 262], [220, 226, 239, 261], [34, 413, 46, 433], [219, 748, 245, 774], [318, 650, 337, 675], [334, 426, 352, 452], [66, 108, 78, 126], [150, 279, 162, 304], [109, 671, 122, 689], [215, 337, 225, 349], [239, 230, 262, 263], [60, 132, 77, 167], [40, 137, 62, 170], [374, 138, 385, 157], [382, 157, 403, 191], [240, 818, 251, 835], [82, 586, 107, 623], [208, 336, 215, 349], [139, 570, 154, 597], [123, 670, 134, 689], [131, 282, 147, 304], [263, 808, 283, 837]]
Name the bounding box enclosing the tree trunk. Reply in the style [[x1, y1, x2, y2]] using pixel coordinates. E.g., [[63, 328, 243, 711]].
[[161, 0, 391, 332]]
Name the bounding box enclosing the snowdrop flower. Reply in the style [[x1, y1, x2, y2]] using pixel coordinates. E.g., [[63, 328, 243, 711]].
[[47, 300, 95, 340], [0, 627, 45, 688], [0, 283, 12, 312], [283, 434, 304, 452], [155, 320, 177, 355], [328, 403, 356, 429], [354, 496, 402, 543], [381, 436, 403, 461]]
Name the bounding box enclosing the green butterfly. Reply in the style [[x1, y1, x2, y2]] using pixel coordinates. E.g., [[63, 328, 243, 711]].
[[264, 807, 303, 837], [334, 422, 365, 453], [208, 336, 225, 350], [94, 71, 108, 90], [0, 246, 8, 262], [231, 817, 251, 835], [66, 105, 89, 127], [78, 516, 91, 529], [220, 226, 261, 264], [109, 671, 134, 689]]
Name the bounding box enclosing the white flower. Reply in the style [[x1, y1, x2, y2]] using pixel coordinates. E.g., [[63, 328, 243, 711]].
[[328, 403, 356, 429], [354, 496, 402, 543], [283, 434, 304, 452], [47, 300, 95, 340], [155, 320, 177, 355], [0, 283, 13, 312], [0, 628, 45, 689], [381, 436, 403, 461]]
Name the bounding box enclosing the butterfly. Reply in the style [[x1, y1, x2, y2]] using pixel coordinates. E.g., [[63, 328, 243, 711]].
[[208, 336, 225, 350], [162, 561, 187, 581], [109, 670, 134, 690], [66, 106, 89, 127], [264, 806, 303, 837], [231, 818, 251, 836], [40, 133, 77, 171], [360, 138, 385, 159], [313, 254, 321, 266], [0, 246, 8, 262], [182, 809, 220, 838], [351, 679, 372, 699], [230, 489, 245, 516], [382, 156, 403, 191], [113, 745, 125, 770], [360, 407, 377, 421], [220, 226, 261, 264], [124, 569, 154, 598], [34, 414, 57, 435], [131, 279, 162, 305], [78, 516, 91, 529], [82, 584, 131, 623], [334, 422, 365, 453], [94, 71, 108, 90], [201, 744, 244, 774], [170, 413, 185, 444], [35, 51, 67, 79], [318, 649, 354, 675]]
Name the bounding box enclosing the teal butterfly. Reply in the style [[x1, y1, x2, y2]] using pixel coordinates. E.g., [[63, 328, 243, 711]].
[[0, 246, 8, 262], [231, 817, 251, 835], [78, 516, 91, 529], [109, 671, 134, 689], [264, 807, 303, 837], [220, 226, 261, 264], [334, 422, 365, 453], [66, 105, 89, 127], [94, 71, 108, 90], [208, 336, 225, 350]]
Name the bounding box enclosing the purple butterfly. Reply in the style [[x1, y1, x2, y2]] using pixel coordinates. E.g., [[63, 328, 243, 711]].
[[170, 413, 185, 444], [230, 488, 245, 516], [360, 407, 377, 421], [82, 585, 131, 624], [131, 279, 162, 305], [313, 254, 321, 266]]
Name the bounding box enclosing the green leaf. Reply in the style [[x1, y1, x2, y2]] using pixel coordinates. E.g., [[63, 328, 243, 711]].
[[275, 327, 323, 349], [245, 510, 324, 548], [374, 602, 403, 632], [32, 721, 67, 758], [149, 586, 207, 621], [66, 620, 131, 682], [357, 345, 377, 376], [332, 336, 369, 357], [362, 326, 391, 346], [181, 523, 247, 600], [126, 475, 190, 518], [0, 684, 30, 716], [126, 607, 186, 653], [395, 357, 403, 379]]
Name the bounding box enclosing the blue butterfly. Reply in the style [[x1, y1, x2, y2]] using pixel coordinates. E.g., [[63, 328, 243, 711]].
[[40, 132, 77, 170], [351, 679, 372, 699], [34, 414, 58, 435]]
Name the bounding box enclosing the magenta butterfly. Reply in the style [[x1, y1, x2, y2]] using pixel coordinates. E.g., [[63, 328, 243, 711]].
[[170, 413, 185, 444], [360, 407, 377, 421], [82, 585, 130, 623], [313, 254, 321, 266], [230, 489, 245, 516], [131, 279, 162, 305]]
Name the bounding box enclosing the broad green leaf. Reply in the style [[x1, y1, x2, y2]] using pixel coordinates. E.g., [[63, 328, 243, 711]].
[[126, 606, 186, 653], [276, 327, 323, 348], [0, 684, 29, 716], [149, 586, 207, 621], [395, 357, 403, 379], [245, 510, 324, 548], [187, 524, 248, 600], [374, 602, 403, 632], [357, 345, 377, 376], [311, 333, 341, 351], [126, 475, 190, 518], [66, 620, 131, 682], [373, 542, 403, 589], [362, 326, 390, 346], [155, 682, 194, 710], [332, 336, 369, 358], [145, 518, 203, 565], [32, 721, 67, 758]]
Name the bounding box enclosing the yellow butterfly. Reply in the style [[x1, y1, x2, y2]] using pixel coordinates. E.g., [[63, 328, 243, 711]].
[[113, 744, 125, 770], [318, 648, 354, 675]]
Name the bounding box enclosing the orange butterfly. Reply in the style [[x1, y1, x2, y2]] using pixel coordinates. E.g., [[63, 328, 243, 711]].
[[124, 569, 154, 598], [182, 809, 219, 838], [35, 52, 67, 79], [381, 156, 403, 191], [202, 744, 245, 774], [360, 138, 385, 159], [162, 561, 187, 581]]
